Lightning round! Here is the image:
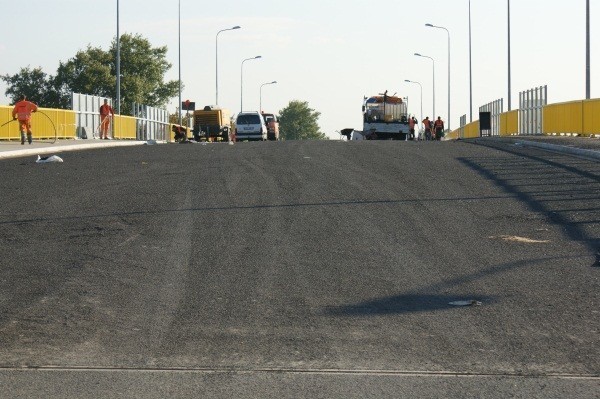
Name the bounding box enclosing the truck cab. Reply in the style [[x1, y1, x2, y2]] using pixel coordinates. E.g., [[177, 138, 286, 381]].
[[362, 92, 409, 140]]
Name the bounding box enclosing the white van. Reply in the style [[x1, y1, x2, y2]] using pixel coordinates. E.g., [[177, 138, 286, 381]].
[[235, 112, 267, 141]]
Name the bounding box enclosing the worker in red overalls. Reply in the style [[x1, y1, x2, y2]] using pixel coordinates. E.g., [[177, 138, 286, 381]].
[[422, 117, 432, 141], [434, 116, 445, 141], [12, 95, 38, 145], [99, 99, 115, 139]]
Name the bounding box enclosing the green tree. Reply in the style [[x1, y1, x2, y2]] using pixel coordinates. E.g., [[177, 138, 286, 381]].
[[108, 33, 180, 111], [2, 33, 180, 115], [1, 66, 61, 106], [278, 100, 327, 140], [53, 45, 113, 107]]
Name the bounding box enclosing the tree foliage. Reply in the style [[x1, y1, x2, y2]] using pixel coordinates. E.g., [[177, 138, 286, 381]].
[[278, 100, 327, 140], [1, 67, 62, 107], [1, 34, 180, 115], [108, 34, 180, 109], [54, 45, 113, 107]]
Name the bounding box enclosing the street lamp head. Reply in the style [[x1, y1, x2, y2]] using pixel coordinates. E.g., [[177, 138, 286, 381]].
[[255, 55, 262, 59], [271, 80, 277, 84], [232, 26, 241, 29], [425, 23, 434, 27], [414, 53, 422, 57], [405, 79, 411, 82]]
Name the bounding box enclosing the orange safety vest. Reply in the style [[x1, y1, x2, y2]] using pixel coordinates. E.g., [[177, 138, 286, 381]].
[[12, 100, 38, 121], [422, 119, 431, 129], [434, 119, 444, 128]]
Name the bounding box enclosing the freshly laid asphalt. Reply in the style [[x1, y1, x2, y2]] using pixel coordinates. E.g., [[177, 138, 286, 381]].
[[0, 137, 598, 398]]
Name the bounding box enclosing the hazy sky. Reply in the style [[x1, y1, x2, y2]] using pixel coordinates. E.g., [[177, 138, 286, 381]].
[[0, 0, 597, 138]]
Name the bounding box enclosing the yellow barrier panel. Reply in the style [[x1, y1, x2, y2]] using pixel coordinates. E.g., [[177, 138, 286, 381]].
[[0, 105, 76, 140], [583, 99, 600, 136], [450, 112, 517, 139], [0, 106, 14, 140], [448, 120, 479, 139], [113, 115, 137, 139], [499, 110, 518, 136], [446, 129, 459, 140], [41, 108, 77, 139], [463, 121, 480, 138], [543, 100, 583, 135], [1, 104, 164, 141]]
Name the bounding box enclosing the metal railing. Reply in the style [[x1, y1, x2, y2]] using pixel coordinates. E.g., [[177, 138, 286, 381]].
[[519, 85, 547, 135], [71, 93, 169, 140], [479, 98, 504, 136]]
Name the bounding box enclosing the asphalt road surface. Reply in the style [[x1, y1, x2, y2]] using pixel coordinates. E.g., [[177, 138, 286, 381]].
[[0, 139, 598, 398]]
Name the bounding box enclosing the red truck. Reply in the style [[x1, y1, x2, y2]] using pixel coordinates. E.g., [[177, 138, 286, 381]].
[[261, 112, 280, 141]]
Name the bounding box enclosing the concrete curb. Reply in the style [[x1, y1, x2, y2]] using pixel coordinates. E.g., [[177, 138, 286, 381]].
[[515, 140, 600, 161], [0, 140, 155, 160]]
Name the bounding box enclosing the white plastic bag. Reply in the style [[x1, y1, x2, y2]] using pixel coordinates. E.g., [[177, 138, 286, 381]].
[[36, 155, 64, 163]]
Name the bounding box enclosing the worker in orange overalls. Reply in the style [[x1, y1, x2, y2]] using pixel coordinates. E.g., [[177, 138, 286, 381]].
[[434, 116, 445, 141], [99, 99, 115, 139], [12, 95, 38, 145], [422, 117, 432, 141]]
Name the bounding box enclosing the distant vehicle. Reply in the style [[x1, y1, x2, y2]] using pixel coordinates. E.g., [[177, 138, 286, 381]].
[[193, 105, 231, 142], [235, 112, 268, 141], [363, 91, 410, 140], [261, 112, 280, 141]]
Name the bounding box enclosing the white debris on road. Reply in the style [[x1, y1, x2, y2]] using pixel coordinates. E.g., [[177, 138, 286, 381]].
[[36, 155, 63, 163], [449, 300, 482, 307]]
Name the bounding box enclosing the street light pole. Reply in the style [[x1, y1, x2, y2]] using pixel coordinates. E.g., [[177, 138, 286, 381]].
[[586, 0, 591, 99], [426, 23, 450, 130], [178, 0, 181, 125], [508, 0, 512, 110], [240, 56, 262, 112], [405, 80, 423, 124], [116, 0, 121, 115], [415, 53, 435, 121], [260, 81, 277, 113], [469, 0, 473, 122], [215, 26, 241, 105]]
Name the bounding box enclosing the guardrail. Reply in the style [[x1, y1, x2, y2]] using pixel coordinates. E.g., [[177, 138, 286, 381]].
[[0, 106, 77, 140], [449, 98, 600, 139], [0, 105, 181, 142]]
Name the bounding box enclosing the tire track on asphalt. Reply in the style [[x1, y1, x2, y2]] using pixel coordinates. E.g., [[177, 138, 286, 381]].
[[1, 365, 598, 380], [143, 189, 194, 362]]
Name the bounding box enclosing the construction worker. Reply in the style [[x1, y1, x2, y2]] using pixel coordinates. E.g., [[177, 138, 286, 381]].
[[12, 95, 38, 145], [408, 115, 416, 140], [422, 117, 432, 141], [99, 99, 114, 139], [434, 116, 445, 141]]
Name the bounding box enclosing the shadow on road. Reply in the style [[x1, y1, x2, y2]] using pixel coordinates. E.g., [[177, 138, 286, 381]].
[[321, 254, 580, 317], [459, 141, 600, 255], [322, 294, 491, 316]]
